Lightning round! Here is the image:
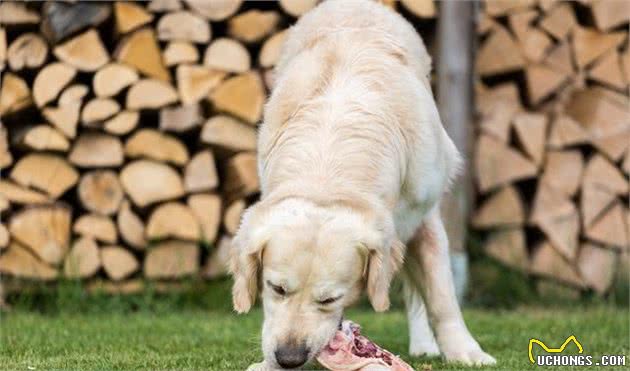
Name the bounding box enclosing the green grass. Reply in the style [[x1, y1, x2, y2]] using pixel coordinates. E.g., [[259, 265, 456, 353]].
[[0, 280, 628, 371]]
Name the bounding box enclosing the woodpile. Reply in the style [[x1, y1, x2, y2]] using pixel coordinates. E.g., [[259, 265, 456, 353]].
[[474, 0, 629, 296], [0, 0, 438, 290]]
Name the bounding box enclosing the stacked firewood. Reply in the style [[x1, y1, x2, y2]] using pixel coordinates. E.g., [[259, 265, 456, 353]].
[[474, 0, 629, 296], [0, 0, 437, 292]]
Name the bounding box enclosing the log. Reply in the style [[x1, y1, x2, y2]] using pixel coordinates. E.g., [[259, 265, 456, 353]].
[[539, 2, 576, 40], [143, 240, 199, 279], [53, 29, 110, 72], [0, 180, 49, 205], [478, 99, 519, 143], [545, 42, 574, 75], [530, 182, 576, 226], [120, 160, 185, 208], [583, 154, 627, 196], [591, 0, 630, 31], [73, 214, 117, 244], [127, 78, 178, 109], [185, 150, 219, 193], [507, 9, 538, 42], [585, 201, 628, 249], [157, 11, 211, 43], [472, 186, 524, 228], [577, 243, 617, 294], [63, 237, 100, 279], [0, 27, 5, 71], [100, 246, 139, 281], [224, 199, 245, 235], [0, 126, 10, 169], [159, 104, 202, 132], [9, 205, 71, 265], [547, 114, 590, 148], [58, 84, 89, 106], [581, 184, 616, 230], [77, 170, 124, 215], [484, 228, 528, 271], [33, 62, 76, 107], [0, 223, 8, 249], [223, 152, 259, 198], [476, 26, 524, 76], [43, 103, 80, 139], [200, 115, 257, 151], [163, 41, 199, 66], [148, 0, 182, 13], [40, 2, 110, 42], [202, 235, 231, 278], [0, 73, 31, 117], [530, 242, 585, 287], [540, 150, 584, 197], [259, 31, 287, 68], [176, 64, 226, 105], [572, 27, 626, 69], [400, 0, 437, 18], [484, 0, 535, 16], [184, 0, 242, 21], [7, 33, 48, 70], [10, 154, 78, 199], [69, 132, 124, 168], [512, 112, 548, 166], [279, 0, 318, 17], [520, 28, 552, 63], [187, 193, 221, 243], [591, 132, 629, 162], [81, 98, 121, 126], [588, 51, 626, 91], [115, 28, 170, 82], [204, 38, 250, 73], [146, 202, 201, 241], [525, 64, 569, 105], [103, 110, 140, 136], [16, 125, 70, 152], [93, 63, 139, 98], [228, 10, 280, 43], [565, 89, 627, 141], [125, 129, 189, 166], [117, 199, 146, 250], [0, 2, 41, 25], [209, 72, 264, 124], [114, 2, 154, 34], [0, 242, 57, 281]]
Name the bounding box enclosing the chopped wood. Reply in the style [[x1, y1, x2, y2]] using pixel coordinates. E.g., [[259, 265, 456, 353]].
[[583, 154, 627, 196], [159, 104, 202, 132], [146, 202, 201, 241], [40, 2, 110, 42], [73, 214, 117, 244], [484, 0, 535, 16], [581, 184, 616, 229], [593, 132, 630, 162], [624, 148, 630, 175], [474, 134, 537, 193], [476, 26, 524, 76], [200, 115, 257, 151], [176, 64, 226, 105], [224, 199, 245, 235], [513, 112, 548, 166], [63, 237, 100, 279], [540, 150, 583, 197], [0, 180, 49, 205], [204, 38, 251, 73], [525, 64, 569, 105], [530, 182, 576, 225], [127, 78, 178, 109], [7, 33, 48, 70], [185, 150, 219, 193], [81, 98, 121, 126], [547, 114, 589, 148], [539, 2, 576, 40], [545, 42, 574, 75], [42, 103, 80, 139], [202, 235, 231, 278], [33, 62, 76, 107], [0, 242, 57, 281], [484, 228, 528, 271], [538, 208, 580, 261], [477, 12, 497, 35], [78, 170, 124, 215], [69, 132, 124, 168], [93, 63, 139, 98], [88, 279, 144, 294], [10, 154, 78, 199], [591, 0, 630, 31], [143, 240, 199, 279], [577, 243, 617, 294], [53, 29, 109, 72], [9, 205, 71, 265], [400, 0, 437, 18], [117, 199, 146, 250], [0, 73, 31, 117], [0, 195, 9, 214], [120, 160, 185, 208], [224, 152, 259, 198], [0, 126, 10, 169], [185, 0, 243, 21], [115, 28, 170, 82], [0, 2, 40, 25], [16, 125, 70, 152], [114, 2, 154, 34], [521, 28, 552, 63], [125, 129, 189, 166], [100, 246, 139, 281], [0, 224, 8, 249], [507, 9, 538, 42], [472, 186, 524, 228], [163, 41, 199, 66], [259, 31, 287, 68], [585, 201, 628, 249], [103, 110, 140, 136], [621, 50, 630, 84], [148, 0, 182, 13], [228, 10, 280, 43], [187, 193, 221, 243], [588, 51, 626, 91], [209, 72, 264, 124], [572, 27, 626, 69], [565, 89, 628, 140], [478, 99, 520, 143], [279, 0, 317, 17], [263, 69, 276, 90], [530, 242, 585, 287], [0, 27, 6, 71], [157, 11, 211, 43], [58, 84, 89, 106]]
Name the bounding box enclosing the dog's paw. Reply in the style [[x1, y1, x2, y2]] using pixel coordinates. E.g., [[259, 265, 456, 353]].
[[409, 340, 440, 357], [442, 344, 496, 366]]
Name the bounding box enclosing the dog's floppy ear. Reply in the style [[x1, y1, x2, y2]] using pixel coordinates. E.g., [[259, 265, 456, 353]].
[[229, 203, 270, 313], [366, 238, 405, 312]]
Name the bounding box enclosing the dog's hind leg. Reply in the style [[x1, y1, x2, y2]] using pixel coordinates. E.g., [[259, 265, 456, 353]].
[[401, 273, 440, 357]]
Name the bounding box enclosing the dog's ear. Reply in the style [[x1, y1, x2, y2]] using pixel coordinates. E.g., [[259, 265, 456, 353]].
[[229, 203, 270, 313], [365, 238, 405, 312]]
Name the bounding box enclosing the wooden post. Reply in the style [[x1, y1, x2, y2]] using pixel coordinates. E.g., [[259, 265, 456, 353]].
[[436, 1, 475, 303]]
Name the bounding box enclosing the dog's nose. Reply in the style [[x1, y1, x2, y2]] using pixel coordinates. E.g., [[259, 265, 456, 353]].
[[275, 344, 309, 369]]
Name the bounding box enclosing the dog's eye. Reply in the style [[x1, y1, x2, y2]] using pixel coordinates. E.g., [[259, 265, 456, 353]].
[[317, 296, 341, 305], [267, 281, 286, 296]]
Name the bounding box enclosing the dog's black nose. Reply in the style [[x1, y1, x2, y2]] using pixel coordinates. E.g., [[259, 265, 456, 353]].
[[275, 344, 309, 369]]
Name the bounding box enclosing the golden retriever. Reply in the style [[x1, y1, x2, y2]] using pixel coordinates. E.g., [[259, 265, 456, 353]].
[[231, 0, 496, 368]]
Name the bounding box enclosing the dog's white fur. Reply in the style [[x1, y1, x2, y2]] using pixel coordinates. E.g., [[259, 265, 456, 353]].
[[231, 0, 495, 368]]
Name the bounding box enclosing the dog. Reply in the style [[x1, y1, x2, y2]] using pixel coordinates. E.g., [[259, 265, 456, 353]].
[[230, 0, 496, 368]]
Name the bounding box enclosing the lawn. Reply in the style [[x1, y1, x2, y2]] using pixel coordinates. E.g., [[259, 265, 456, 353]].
[[0, 280, 628, 371]]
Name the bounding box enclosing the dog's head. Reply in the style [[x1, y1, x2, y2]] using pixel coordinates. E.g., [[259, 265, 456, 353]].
[[230, 198, 404, 369]]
